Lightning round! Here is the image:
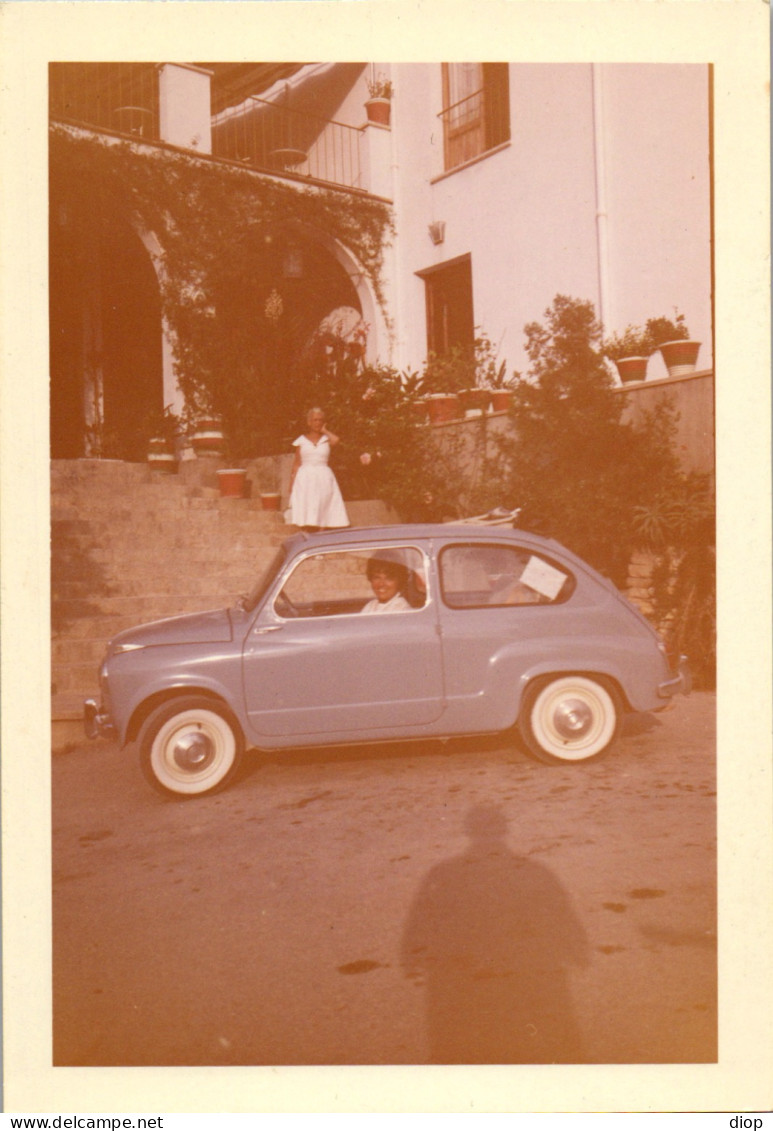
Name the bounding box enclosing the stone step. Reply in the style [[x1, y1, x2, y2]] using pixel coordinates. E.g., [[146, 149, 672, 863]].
[[52, 510, 289, 536], [53, 570, 267, 602], [52, 637, 110, 665], [64, 543, 280, 568], [51, 458, 154, 478], [52, 661, 105, 695], [52, 610, 192, 641], [54, 592, 244, 624], [52, 687, 93, 732], [52, 501, 287, 523]]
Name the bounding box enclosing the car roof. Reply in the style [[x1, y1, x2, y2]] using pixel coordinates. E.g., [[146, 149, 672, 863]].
[[286, 523, 570, 558]]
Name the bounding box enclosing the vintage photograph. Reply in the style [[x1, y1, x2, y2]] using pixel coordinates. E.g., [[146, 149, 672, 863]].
[[49, 59, 717, 1067]]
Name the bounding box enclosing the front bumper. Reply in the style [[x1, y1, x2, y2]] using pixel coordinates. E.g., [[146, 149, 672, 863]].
[[84, 698, 116, 740], [657, 655, 692, 699]]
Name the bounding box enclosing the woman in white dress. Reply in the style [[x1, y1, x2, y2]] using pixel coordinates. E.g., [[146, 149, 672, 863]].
[[288, 407, 350, 531]]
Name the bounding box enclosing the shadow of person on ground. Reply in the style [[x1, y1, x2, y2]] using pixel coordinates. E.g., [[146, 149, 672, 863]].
[[401, 804, 590, 1063]]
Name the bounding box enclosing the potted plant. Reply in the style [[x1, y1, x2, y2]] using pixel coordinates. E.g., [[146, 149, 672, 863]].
[[645, 311, 701, 377], [400, 369, 429, 425], [216, 415, 260, 498], [144, 404, 180, 472], [420, 351, 464, 424], [602, 325, 654, 384], [476, 333, 515, 411], [365, 74, 393, 126], [189, 401, 226, 458], [215, 466, 248, 498], [458, 387, 491, 417], [488, 386, 515, 413]]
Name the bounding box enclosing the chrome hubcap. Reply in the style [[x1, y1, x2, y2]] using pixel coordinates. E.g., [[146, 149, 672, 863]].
[[172, 730, 216, 772], [552, 697, 594, 740]]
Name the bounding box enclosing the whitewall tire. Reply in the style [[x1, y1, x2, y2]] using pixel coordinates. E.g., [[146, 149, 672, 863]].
[[519, 675, 622, 765], [138, 696, 245, 798]]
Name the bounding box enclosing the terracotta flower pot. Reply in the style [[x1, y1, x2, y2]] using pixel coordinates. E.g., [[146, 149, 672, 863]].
[[260, 492, 281, 511], [658, 340, 701, 377], [191, 417, 225, 457], [365, 98, 391, 126], [147, 437, 177, 472], [426, 393, 461, 425], [410, 399, 429, 425], [614, 357, 649, 384], [459, 388, 491, 417], [489, 390, 514, 413], [217, 468, 247, 498]]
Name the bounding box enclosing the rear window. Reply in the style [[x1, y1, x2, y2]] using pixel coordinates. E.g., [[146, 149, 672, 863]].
[[439, 543, 574, 609]]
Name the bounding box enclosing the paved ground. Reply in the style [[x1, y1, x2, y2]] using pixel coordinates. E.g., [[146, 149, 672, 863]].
[[52, 692, 716, 1067]]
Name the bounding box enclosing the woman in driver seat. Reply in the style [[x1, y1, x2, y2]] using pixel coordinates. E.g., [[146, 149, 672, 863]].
[[361, 553, 412, 614]]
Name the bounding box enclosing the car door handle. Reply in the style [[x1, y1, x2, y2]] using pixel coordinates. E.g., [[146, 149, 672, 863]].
[[255, 624, 283, 635]]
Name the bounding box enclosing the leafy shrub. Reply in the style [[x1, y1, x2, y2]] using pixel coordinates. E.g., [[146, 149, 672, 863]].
[[633, 473, 716, 688], [602, 325, 654, 362], [490, 295, 688, 586], [419, 332, 512, 395], [645, 311, 690, 347]]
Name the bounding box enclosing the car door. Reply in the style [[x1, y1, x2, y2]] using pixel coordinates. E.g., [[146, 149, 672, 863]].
[[436, 540, 577, 732], [241, 544, 444, 740]]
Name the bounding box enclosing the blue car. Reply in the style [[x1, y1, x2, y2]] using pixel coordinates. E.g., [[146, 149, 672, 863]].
[[84, 524, 689, 797]]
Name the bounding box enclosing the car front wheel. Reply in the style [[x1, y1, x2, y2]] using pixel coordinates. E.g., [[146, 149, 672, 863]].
[[138, 696, 245, 798], [519, 675, 621, 765]]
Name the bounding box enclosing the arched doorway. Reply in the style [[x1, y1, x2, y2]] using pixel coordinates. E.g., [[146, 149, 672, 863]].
[[207, 227, 365, 452], [49, 203, 164, 461]]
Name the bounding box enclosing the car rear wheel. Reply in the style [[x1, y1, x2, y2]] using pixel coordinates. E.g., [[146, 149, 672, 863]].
[[519, 675, 621, 765], [138, 696, 245, 798]]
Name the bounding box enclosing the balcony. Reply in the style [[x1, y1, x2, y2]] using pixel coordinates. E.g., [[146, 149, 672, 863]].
[[211, 97, 363, 191], [49, 62, 160, 141], [49, 62, 365, 193]]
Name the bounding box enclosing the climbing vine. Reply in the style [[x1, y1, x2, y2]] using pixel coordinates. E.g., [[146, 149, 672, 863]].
[[50, 125, 394, 451]]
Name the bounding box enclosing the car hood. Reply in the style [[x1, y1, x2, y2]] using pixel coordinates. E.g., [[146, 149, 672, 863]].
[[110, 607, 235, 651]]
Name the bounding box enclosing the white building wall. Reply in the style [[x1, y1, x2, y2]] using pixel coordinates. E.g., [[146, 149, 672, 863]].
[[383, 62, 712, 382], [158, 63, 213, 154], [601, 64, 713, 378]]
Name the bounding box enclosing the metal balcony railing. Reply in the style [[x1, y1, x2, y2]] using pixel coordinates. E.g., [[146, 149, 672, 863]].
[[49, 63, 160, 142], [49, 64, 365, 193], [211, 97, 363, 191]]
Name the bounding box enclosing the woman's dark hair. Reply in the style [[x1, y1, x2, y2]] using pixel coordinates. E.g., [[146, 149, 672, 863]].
[[366, 554, 408, 587]]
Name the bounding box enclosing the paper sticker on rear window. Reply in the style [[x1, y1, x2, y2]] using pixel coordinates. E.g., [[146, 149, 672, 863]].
[[520, 555, 568, 600]]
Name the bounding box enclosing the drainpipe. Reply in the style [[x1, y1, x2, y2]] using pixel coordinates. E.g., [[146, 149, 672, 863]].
[[591, 64, 610, 335]]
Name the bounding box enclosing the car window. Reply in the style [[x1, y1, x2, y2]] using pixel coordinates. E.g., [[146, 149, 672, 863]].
[[439, 543, 574, 608], [274, 546, 428, 619]]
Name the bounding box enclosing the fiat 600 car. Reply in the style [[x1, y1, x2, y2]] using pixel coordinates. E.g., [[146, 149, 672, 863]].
[[84, 524, 689, 797]]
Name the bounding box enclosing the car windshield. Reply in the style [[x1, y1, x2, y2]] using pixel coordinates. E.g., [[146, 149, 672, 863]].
[[240, 545, 288, 612]]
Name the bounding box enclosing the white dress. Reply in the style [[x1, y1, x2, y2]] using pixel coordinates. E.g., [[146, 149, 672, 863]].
[[289, 434, 350, 528]]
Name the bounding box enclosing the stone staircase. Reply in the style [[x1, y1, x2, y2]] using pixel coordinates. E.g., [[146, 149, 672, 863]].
[[51, 459, 396, 747], [51, 459, 297, 748]]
